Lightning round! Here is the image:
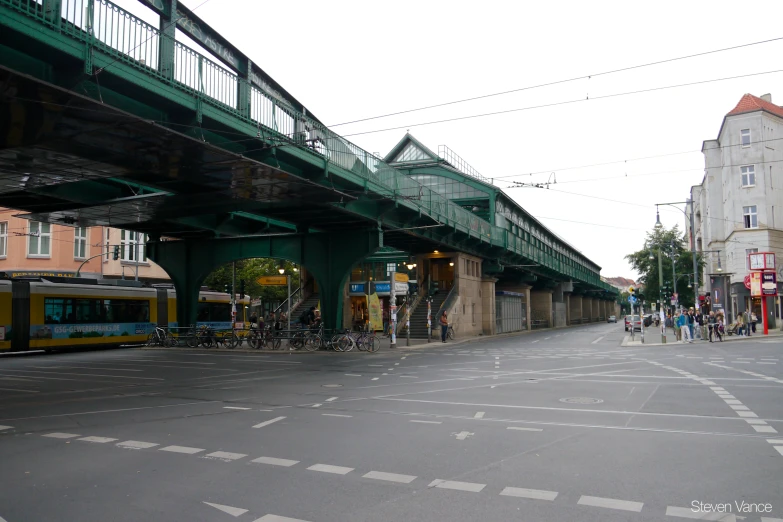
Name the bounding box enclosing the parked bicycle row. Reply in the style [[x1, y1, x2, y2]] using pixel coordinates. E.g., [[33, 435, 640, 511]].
[[145, 324, 380, 353]]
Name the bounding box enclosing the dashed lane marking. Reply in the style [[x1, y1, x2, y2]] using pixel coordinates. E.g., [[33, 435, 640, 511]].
[[78, 436, 117, 443], [311, 404, 322, 408], [223, 406, 252, 410], [578, 495, 643, 512], [325, 397, 338, 402], [363, 471, 417, 484], [203, 501, 248, 517], [507, 427, 544, 432], [410, 420, 441, 424], [500, 487, 558, 501], [322, 414, 352, 418], [252, 416, 286, 429], [117, 440, 158, 449], [251, 456, 299, 467], [205, 451, 247, 461], [160, 445, 204, 454], [344, 374, 362, 377], [42, 432, 80, 439], [0, 426, 13, 431], [474, 411, 485, 419], [307, 463, 354, 475], [428, 479, 486, 493]]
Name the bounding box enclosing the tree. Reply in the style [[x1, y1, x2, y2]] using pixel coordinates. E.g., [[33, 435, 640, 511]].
[[202, 258, 302, 300], [625, 225, 703, 310]]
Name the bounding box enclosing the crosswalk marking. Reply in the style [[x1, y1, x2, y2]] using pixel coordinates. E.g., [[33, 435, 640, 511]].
[[307, 463, 354, 475], [363, 471, 417, 484], [117, 440, 158, 449], [428, 479, 485, 492], [205, 451, 247, 461], [77, 436, 117, 443], [43, 432, 80, 439], [160, 445, 204, 454], [500, 486, 558, 501], [251, 456, 299, 467], [578, 495, 643, 512]]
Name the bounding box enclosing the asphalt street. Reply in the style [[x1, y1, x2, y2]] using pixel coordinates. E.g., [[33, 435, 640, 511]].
[[0, 323, 781, 522]]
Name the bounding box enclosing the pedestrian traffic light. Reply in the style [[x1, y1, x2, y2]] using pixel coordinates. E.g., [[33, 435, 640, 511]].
[[112, 245, 119, 260], [239, 279, 245, 299]]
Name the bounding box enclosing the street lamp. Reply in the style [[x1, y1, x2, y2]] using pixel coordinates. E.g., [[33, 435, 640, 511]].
[[278, 267, 285, 275]]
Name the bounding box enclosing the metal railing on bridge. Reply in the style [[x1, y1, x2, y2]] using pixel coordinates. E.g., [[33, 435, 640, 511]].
[[2, 0, 615, 294]]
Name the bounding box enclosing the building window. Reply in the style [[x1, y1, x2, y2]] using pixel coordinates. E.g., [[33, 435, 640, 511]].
[[741, 129, 751, 147], [120, 230, 147, 262], [386, 262, 395, 277], [743, 205, 758, 229], [0, 221, 6, 258], [28, 221, 51, 257], [746, 248, 759, 270], [74, 227, 88, 259], [740, 165, 755, 187]]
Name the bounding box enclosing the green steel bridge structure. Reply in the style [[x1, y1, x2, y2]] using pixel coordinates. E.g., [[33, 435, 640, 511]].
[[0, 0, 617, 328]]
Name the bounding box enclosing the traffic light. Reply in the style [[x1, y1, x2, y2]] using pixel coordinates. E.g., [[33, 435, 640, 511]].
[[239, 279, 245, 299], [224, 284, 229, 294], [113, 245, 120, 260]]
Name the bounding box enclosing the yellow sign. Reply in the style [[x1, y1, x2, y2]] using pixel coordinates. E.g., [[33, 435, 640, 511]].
[[394, 273, 409, 283], [257, 275, 287, 286], [368, 293, 383, 331], [750, 272, 762, 297]]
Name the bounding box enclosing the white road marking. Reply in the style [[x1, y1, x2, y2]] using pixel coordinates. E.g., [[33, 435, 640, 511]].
[[474, 411, 485, 419], [666, 505, 736, 520], [344, 374, 362, 377], [363, 471, 417, 484], [758, 362, 777, 364], [42, 432, 80, 439], [428, 479, 485, 492], [775, 446, 783, 456], [507, 427, 544, 432], [761, 517, 783, 522], [500, 486, 558, 501], [251, 456, 299, 467], [531, 340, 539, 343], [322, 413, 352, 418], [767, 439, 783, 444], [736, 411, 758, 418], [325, 397, 338, 402], [453, 431, 473, 440], [0, 426, 13, 431], [409, 420, 441, 424], [307, 463, 354, 475], [753, 426, 778, 433], [0, 369, 163, 380], [0, 401, 220, 422], [371, 377, 380, 381], [223, 406, 252, 410], [730, 405, 750, 411], [254, 515, 311, 522], [78, 436, 117, 443], [32, 365, 144, 372], [745, 419, 767, 425], [578, 495, 643, 512], [591, 336, 605, 344], [723, 400, 742, 405], [205, 451, 247, 461], [252, 416, 286, 428], [160, 445, 204, 454], [311, 404, 322, 408], [203, 501, 248, 517], [117, 440, 158, 449]]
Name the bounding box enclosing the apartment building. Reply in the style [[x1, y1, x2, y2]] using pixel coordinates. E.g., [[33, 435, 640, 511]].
[[693, 93, 783, 327], [0, 208, 170, 283]]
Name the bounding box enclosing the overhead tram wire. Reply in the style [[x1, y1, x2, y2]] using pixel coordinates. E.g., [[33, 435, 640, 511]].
[[327, 36, 783, 128], [339, 68, 783, 138]]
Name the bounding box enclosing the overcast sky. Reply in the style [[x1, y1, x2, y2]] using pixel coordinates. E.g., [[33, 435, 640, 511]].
[[123, 0, 783, 279]]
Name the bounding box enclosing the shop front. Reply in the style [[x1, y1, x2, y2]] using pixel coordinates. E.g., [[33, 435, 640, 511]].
[[349, 282, 369, 329]]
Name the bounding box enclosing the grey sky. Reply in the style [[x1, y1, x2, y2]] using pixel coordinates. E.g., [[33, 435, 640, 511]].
[[122, 0, 783, 278]]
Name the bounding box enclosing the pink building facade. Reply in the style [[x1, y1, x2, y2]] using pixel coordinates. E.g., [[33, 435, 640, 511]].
[[0, 208, 171, 283]]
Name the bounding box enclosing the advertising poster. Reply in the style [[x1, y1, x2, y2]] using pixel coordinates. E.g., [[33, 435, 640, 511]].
[[30, 322, 153, 339], [367, 293, 383, 331]]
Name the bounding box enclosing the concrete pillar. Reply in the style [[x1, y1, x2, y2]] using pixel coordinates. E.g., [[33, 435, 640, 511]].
[[481, 277, 497, 336], [530, 289, 553, 328], [592, 298, 599, 322], [569, 294, 582, 325], [565, 293, 571, 325], [552, 283, 569, 328]]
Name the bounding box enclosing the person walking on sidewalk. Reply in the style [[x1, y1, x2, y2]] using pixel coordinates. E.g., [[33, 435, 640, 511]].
[[751, 311, 758, 334], [677, 311, 693, 343], [440, 311, 449, 343], [687, 308, 695, 340]]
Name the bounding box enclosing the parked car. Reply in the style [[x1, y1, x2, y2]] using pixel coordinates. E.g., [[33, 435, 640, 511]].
[[624, 315, 642, 331], [608, 315, 617, 323], [643, 314, 653, 327]]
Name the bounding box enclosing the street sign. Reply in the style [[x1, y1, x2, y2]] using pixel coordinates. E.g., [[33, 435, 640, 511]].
[[750, 272, 762, 297], [744, 275, 751, 289], [257, 275, 287, 286], [762, 272, 778, 296], [394, 273, 409, 283], [628, 296, 637, 304]]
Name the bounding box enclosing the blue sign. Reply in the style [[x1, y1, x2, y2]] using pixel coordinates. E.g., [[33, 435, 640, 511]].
[[349, 283, 366, 294], [374, 283, 391, 293], [628, 296, 637, 304]]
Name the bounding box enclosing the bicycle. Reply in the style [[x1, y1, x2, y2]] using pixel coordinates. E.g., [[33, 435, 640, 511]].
[[446, 324, 455, 340], [146, 326, 173, 347]]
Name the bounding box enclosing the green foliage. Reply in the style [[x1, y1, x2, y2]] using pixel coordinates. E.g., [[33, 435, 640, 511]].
[[625, 225, 703, 309], [203, 259, 302, 300]]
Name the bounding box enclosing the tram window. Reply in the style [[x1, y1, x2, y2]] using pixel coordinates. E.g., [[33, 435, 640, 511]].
[[210, 303, 231, 322], [197, 302, 210, 322], [104, 299, 149, 323], [45, 298, 66, 324]]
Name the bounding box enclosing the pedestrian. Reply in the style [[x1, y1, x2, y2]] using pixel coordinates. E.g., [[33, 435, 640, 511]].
[[249, 311, 258, 329], [751, 311, 758, 334], [677, 311, 692, 343], [707, 311, 716, 342], [440, 311, 449, 343], [687, 308, 695, 340], [715, 312, 725, 342], [736, 313, 745, 336], [695, 311, 704, 340]]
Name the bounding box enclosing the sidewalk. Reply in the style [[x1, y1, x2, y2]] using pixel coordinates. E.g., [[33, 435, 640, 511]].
[[622, 328, 783, 347]]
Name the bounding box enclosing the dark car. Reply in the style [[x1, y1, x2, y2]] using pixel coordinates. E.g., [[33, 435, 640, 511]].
[[643, 314, 653, 327]]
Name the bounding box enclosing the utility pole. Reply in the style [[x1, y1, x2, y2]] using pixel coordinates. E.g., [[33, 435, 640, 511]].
[[390, 266, 397, 349], [231, 261, 236, 329], [658, 248, 666, 343], [134, 233, 139, 281]]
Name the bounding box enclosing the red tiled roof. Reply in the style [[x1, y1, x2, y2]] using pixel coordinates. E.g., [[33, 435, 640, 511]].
[[727, 94, 783, 119]]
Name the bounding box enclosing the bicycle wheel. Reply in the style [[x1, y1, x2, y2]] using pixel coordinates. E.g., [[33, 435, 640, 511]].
[[223, 332, 238, 349], [366, 336, 380, 353], [356, 335, 367, 351], [338, 335, 353, 352], [447, 327, 455, 340], [270, 335, 281, 350], [146, 333, 157, 346], [304, 334, 321, 352], [187, 331, 199, 348], [247, 331, 259, 349]]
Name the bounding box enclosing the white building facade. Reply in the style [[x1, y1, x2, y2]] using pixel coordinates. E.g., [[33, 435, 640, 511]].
[[694, 93, 783, 328]]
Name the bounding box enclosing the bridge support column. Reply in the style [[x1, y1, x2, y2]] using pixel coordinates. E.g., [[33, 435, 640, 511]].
[[552, 283, 568, 328], [582, 297, 593, 323], [530, 290, 553, 329], [592, 298, 600, 322], [481, 277, 498, 336], [147, 231, 380, 331], [569, 294, 582, 325]]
